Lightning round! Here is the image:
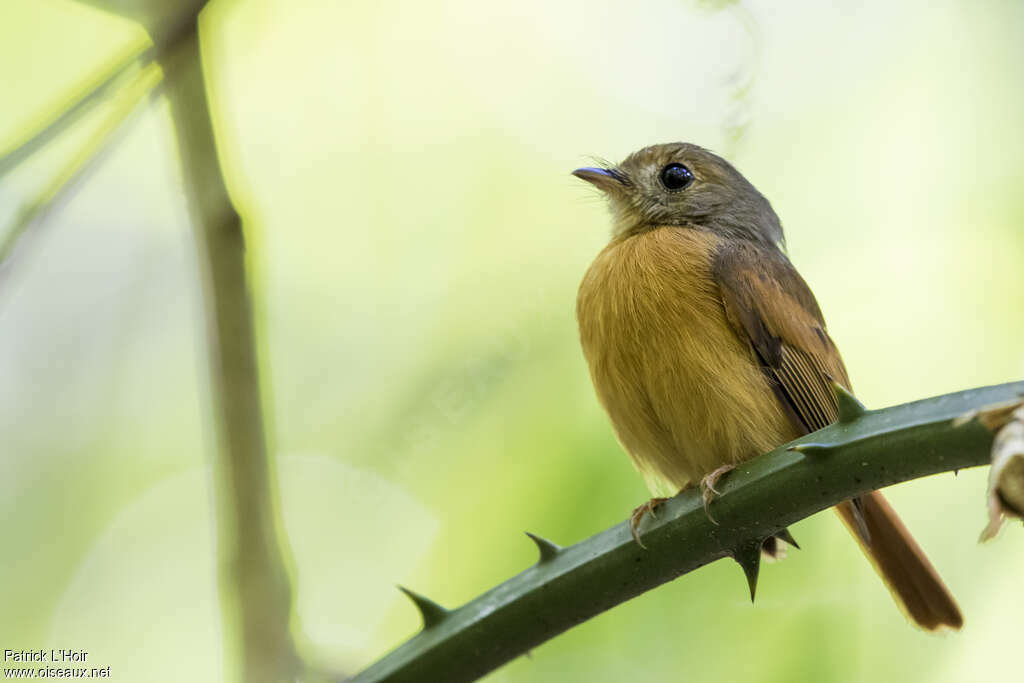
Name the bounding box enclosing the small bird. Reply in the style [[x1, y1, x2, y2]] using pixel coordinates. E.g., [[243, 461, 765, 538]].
[[573, 142, 962, 630]]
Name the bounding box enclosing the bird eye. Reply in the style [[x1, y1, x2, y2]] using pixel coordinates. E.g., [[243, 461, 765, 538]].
[[659, 163, 694, 191]]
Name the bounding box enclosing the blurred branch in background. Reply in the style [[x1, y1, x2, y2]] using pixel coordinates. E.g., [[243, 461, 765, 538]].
[[353, 381, 1024, 683], [0, 0, 317, 680], [0, 60, 160, 281], [2, 1, 324, 678], [691, 0, 761, 157], [0, 42, 153, 177], [156, 9, 303, 683], [720, 2, 762, 157]]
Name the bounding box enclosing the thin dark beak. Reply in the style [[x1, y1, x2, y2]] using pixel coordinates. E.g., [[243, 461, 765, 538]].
[[572, 167, 627, 194]]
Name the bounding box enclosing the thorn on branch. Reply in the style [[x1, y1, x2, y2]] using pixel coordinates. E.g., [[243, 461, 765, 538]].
[[831, 382, 867, 423], [730, 540, 763, 602], [525, 532, 562, 564], [397, 586, 450, 630], [775, 528, 800, 550]]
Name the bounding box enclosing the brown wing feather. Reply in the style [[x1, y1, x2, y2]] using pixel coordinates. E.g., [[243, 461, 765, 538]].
[[713, 240, 962, 631], [712, 240, 846, 432]]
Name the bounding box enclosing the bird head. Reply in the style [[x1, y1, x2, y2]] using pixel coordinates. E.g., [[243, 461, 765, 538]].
[[573, 142, 784, 247]]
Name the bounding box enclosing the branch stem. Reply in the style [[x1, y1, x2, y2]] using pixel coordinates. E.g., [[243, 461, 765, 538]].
[[353, 380, 1024, 683], [161, 20, 299, 683]]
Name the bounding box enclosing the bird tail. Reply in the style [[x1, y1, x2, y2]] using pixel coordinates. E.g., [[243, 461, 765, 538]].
[[834, 491, 963, 631]]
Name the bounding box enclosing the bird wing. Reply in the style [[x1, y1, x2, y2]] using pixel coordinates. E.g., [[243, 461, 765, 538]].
[[711, 239, 962, 631], [711, 240, 848, 433]]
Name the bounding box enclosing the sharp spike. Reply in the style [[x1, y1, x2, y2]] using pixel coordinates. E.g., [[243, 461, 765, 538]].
[[397, 586, 449, 629], [831, 381, 867, 423], [732, 540, 762, 602], [787, 442, 833, 455], [775, 528, 800, 550], [525, 532, 562, 564]]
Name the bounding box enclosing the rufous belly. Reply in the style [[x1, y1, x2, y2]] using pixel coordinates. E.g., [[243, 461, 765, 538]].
[[576, 226, 799, 494]]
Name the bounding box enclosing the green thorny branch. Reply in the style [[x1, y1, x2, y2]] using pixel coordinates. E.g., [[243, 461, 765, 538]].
[[353, 380, 1024, 683]]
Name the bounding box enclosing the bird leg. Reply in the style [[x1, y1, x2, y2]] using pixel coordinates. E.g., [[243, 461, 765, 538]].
[[700, 463, 736, 524], [629, 497, 669, 548]]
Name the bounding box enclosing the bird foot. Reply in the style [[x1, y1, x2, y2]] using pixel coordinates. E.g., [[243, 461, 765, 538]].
[[629, 497, 669, 549], [700, 464, 736, 524]]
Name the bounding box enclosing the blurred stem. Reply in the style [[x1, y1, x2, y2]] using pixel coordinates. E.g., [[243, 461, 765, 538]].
[[721, 1, 762, 157], [0, 41, 154, 177], [353, 380, 1024, 683], [161, 20, 301, 683], [0, 62, 161, 278]]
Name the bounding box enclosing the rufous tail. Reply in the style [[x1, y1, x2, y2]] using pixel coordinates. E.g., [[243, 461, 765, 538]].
[[835, 491, 962, 631]]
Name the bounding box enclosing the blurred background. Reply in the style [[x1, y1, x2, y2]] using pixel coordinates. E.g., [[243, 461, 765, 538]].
[[2, 0, 1023, 680]]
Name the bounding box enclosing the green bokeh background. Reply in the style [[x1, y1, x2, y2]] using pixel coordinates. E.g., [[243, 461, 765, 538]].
[[2, 1, 1023, 681]]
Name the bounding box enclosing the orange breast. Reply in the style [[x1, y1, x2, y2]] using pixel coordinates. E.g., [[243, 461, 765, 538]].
[[576, 227, 799, 494]]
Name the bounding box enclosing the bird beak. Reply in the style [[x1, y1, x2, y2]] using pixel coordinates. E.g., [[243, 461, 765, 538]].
[[572, 167, 628, 195]]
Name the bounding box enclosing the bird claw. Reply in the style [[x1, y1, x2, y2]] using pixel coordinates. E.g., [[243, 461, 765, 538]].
[[700, 464, 736, 525], [629, 497, 669, 549]]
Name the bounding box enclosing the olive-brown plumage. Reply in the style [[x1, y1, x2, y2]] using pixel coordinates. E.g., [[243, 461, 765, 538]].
[[574, 142, 962, 630]]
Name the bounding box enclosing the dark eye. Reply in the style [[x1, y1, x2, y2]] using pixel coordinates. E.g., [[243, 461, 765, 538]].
[[659, 163, 694, 191]]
